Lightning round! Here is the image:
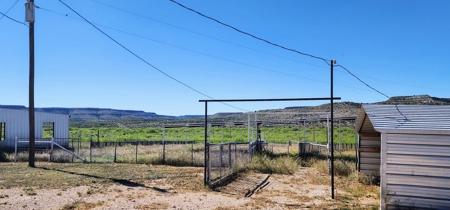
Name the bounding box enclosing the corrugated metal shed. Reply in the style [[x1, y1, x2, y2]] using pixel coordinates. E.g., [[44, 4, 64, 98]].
[[355, 105, 450, 209], [0, 108, 69, 148]]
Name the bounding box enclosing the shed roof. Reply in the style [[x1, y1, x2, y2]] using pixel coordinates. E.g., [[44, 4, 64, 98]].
[[356, 104, 450, 135]]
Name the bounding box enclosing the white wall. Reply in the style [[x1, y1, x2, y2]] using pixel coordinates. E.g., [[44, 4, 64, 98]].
[[0, 108, 69, 148], [382, 133, 450, 209]]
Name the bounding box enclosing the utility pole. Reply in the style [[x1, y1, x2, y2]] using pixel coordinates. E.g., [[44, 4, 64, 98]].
[[26, 0, 35, 167], [330, 59, 336, 199]]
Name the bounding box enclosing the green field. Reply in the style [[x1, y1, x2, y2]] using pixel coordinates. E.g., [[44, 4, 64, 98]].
[[62, 124, 356, 144]]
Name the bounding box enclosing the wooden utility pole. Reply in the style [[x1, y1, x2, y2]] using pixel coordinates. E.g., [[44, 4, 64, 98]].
[[26, 0, 35, 167]]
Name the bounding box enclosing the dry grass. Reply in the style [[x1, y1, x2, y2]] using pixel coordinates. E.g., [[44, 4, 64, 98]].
[[60, 200, 106, 210], [0, 156, 379, 209], [0, 162, 202, 190], [0, 147, 380, 209], [246, 153, 300, 175]]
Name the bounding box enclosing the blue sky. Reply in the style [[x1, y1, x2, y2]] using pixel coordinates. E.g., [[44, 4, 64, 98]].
[[1, 0, 449, 116]]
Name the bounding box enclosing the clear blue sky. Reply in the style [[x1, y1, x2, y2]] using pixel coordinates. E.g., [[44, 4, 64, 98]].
[[1, 0, 449, 116]]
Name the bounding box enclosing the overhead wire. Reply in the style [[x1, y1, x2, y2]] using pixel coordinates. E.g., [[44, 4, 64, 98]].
[[335, 64, 389, 98], [0, 11, 28, 27], [88, 1, 446, 95], [169, 0, 390, 99], [36, 5, 383, 94], [57, 0, 250, 112], [0, 0, 19, 21], [169, 0, 330, 65], [88, 0, 328, 71]]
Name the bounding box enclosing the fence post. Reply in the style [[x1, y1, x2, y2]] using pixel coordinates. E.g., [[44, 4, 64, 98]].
[[234, 143, 237, 167], [162, 140, 166, 165], [220, 144, 223, 178], [228, 143, 231, 169], [14, 136, 17, 162], [89, 136, 92, 163], [114, 145, 117, 163], [287, 141, 290, 154], [191, 142, 194, 166], [50, 137, 54, 162], [135, 143, 138, 164]]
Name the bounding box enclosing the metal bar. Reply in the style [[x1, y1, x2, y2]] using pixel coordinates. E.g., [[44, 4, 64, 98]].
[[14, 136, 17, 162], [53, 141, 85, 162], [220, 144, 223, 178], [330, 59, 335, 199], [204, 101, 208, 185], [228, 143, 231, 169], [199, 97, 341, 102], [50, 138, 53, 162]]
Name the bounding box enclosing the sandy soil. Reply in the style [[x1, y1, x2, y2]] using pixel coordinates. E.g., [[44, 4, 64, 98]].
[[0, 168, 378, 210]]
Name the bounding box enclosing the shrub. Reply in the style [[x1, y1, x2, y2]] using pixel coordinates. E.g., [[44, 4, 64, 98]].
[[247, 154, 300, 175]]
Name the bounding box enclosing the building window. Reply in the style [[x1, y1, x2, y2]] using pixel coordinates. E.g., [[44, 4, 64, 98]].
[[0, 122, 4, 141], [42, 122, 54, 138]]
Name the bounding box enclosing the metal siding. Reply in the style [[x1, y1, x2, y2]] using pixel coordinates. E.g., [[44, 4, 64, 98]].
[[387, 195, 450, 209], [0, 108, 68, 149], [359, 137, 380, 147], [359, 134, 381, 175], [385, 133, 450, 208]]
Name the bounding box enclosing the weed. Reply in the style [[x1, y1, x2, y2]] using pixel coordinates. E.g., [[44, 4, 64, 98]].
[[247, 154, 300, 175], [23, 187, 37, 196], [0, 194, 8, 198], [60, 200, 105, 210]]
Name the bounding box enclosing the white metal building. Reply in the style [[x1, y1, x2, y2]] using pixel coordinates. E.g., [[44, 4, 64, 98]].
[[355, 104, 450, 209], [0, 108, 69, 149]]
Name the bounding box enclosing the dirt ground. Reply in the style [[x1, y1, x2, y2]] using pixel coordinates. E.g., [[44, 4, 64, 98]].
[[0, 165, 378, 210]]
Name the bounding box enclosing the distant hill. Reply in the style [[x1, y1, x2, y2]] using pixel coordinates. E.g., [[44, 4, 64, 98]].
[[0, 106, 177, 120], [2, 95, 449, 121], [376, 94, 450, 105]]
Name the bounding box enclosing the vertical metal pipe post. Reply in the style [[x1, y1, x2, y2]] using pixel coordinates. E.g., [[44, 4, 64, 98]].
[[330, 60, 335, 199], [228, 143, 231, 169], [114, 145, 117, 163], [191, 142, 194, 166], [219, 144, 223, 178], [247, 114, 250, 142], [89, 136, 92, 163], [50, 138, 54, 162], [339, 120, 342, 152], [14, 137, 17, 162], [204, 102, 208, 185]]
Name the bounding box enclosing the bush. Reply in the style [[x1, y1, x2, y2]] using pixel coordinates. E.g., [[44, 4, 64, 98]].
[[247, 154, 300, 175]]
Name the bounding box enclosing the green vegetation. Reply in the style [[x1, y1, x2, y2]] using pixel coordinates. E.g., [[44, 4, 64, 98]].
[[68, 125, 356, 144]]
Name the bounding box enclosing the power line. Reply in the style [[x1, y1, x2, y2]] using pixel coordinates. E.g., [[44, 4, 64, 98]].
[[169, 0, 390, 99], [0, 11, 28, 27], [90, 1, 442, 95], [169, 0, 330, 65], [88, 0, 328, 71], [57, 0, 249, 112], [0, 0, 19, 21], [335, 64, 389, 98], [37, 5, 393, 95], [37, 5, 384, 95]]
